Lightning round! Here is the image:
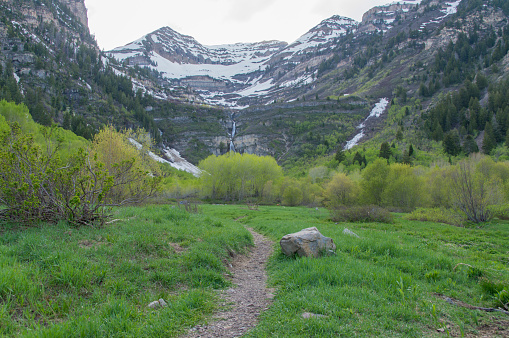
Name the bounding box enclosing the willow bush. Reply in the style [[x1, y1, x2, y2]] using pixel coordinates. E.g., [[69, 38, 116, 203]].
[[0, 103, 160, 226]]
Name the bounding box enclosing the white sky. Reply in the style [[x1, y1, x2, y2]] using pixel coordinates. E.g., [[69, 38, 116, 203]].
[[84, 0, 394, 50]]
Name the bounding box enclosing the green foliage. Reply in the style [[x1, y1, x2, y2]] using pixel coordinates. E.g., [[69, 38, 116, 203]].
[[404, 207, 466, 226], [450, 155, 503, 223], [330, 205, 393, 223], [482, 121, 496, 154], [324, 172, 358, 207], [382, 164, 425, 211], [360, 158, 389, 205], [0, 205, 252, 336], [379, 141, 392, 160], [463, 134, 479, 155], [282, 185, 304, 207], [199, 152, 283, 202], [0, 103, 161, 225], [334, 148, 346, 163], [443, 130, 462, 156]]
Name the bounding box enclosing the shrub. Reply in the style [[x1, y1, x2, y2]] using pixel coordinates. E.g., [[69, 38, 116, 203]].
[[403, 207, 465, 226], [382, 163, 425, 211], [360, 159, 390, 206], [323, 172, 358, 207], [488, 204, 509, 220], [0, 123, 160, 226], [330, 205, 393, 223], [450, 156, 503, 223], [282, 186, 303, 206]]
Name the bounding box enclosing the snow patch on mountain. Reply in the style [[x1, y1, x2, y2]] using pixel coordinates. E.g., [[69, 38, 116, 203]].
[[147, 51, 268, 82], [442, 0, 462, 15], [281, 16, 358, 57], [389, 0, 423, 5], [418, 0, 463, 32], [344, 98, 389, 150], [128, 138, 201, 176]]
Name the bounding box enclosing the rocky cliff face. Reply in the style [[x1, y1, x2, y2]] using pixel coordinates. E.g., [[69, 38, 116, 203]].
[[58, 0, 88, 26]]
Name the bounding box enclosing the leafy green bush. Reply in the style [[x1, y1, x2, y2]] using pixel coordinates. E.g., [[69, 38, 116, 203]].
[[403, 207, 465, 226], [330, 205, 393, 223], [0, 122, 160, 226], [488, 204, 509, 220]]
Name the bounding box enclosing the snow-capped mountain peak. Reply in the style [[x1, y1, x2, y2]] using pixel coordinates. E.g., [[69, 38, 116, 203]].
[[281, 15, 358, 56]]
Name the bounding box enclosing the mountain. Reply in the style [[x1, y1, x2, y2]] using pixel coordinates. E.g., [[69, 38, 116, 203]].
[[2, 0, 509, 170], [0, 0, 216, 174], [107, 15, 359, 107], [108, 0, 469, 109]]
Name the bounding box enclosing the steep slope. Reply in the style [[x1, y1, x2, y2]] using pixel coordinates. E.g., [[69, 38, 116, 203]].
[[0, 0, 219, 174], [146, 0, 509, 165], [3, 0, 509, 170], [107, 15, 359, 107], [108, 0, 471, 110]]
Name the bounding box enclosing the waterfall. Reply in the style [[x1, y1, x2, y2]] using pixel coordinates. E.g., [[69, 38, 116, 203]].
[[229, 116, 236, 152]]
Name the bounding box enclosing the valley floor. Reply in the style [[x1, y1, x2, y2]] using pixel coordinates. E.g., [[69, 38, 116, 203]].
[[0, 204, 508, 337]]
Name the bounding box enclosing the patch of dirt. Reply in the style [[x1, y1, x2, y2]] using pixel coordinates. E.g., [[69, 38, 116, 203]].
[[433, 294, 509, 337], [78, 240, 105, 249], [183, 227, 274, 338], [169, 242, 186, 254]]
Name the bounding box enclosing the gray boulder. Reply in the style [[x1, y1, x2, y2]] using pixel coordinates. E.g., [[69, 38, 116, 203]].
[[280, 227, 336, 257]]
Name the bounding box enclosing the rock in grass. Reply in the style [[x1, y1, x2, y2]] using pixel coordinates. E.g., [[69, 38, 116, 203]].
[[148, 299, 168, 309], [280, 227, 336, 258], [343, 228, 360, 238]]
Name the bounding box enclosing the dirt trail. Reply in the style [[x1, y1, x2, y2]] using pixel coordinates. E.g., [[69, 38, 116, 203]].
[[184, 228, 274, 338]]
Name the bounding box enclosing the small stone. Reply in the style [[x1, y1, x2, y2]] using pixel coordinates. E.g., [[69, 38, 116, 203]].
[[302, 312, 328, 319], [148, 301, 160, 309], [158, 298, 168, 307], [343, 228, 360, 238]]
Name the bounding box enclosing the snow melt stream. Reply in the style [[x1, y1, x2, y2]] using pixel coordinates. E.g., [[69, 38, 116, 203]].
[[344, 98, 389, 150]]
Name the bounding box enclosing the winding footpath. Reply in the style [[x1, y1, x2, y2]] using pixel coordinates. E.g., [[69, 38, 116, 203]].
[[184, 228, 274, 338]]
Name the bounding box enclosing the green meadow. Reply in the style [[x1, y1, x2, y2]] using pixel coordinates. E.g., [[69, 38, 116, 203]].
[[1, 204, 508, 337]]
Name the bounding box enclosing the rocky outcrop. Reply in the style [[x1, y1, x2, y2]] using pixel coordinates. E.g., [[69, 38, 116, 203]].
[[280, 227, 336, 258], [180, 76, 229, 92], [58, 0, 88, 26]]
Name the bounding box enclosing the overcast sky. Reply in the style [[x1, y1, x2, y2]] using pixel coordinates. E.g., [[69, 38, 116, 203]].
[[84, 0, 393, 50]]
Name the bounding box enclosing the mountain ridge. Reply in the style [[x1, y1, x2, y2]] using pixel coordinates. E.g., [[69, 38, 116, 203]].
[[107, 0, 467, 108]]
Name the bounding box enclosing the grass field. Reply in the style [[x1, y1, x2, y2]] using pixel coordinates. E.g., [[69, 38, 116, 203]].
[[203, 205, 509, 337], [0, 205, 251, 337], [1, 204, 508, 337]]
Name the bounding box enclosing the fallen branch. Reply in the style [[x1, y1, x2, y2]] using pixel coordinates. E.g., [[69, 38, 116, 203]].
[[105, 219, 124, 225], [437, 294, 509, 315], [453, 263, 473, 271]]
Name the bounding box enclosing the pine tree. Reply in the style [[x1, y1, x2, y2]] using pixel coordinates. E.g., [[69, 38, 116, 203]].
[[443, 130, 461, 156], [408, 144, 414, 157], [482, 121, 496, 154], [402, 150, 412, 165], [396, 128, 403, 141], [334, 148, 346, 163], [432, 120, 444, 141], [379, 142, 392, 160], [463, 134, 479, 155], [353, 151, 363, 166]]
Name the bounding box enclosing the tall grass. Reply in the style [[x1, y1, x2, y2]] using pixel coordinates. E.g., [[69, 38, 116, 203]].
[[0, 205, 251, 337], [203, 205, 509, 337]]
